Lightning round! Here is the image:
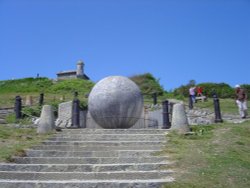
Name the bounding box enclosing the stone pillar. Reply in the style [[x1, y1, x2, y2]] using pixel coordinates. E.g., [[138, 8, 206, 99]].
[[25, 95, 33, 106], [80, 110, 87, 128], [162, 100, 171, 129], [213, 95, 223, 123], [39, 93, 44, 106], [189, 95, 193, 109], [71, 98, 80, 128], [144, 106, 149, 128], [15, 96, 22, 120], [37, 105, 55, 134], [171, 103, 190, 133]]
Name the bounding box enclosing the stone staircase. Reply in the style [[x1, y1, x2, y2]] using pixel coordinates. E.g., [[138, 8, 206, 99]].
[[0, 129, 174, 188]]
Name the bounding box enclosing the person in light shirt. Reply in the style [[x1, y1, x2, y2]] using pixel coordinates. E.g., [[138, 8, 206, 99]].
[[235, 84, 248, 119], [189, 86, 196, 103]]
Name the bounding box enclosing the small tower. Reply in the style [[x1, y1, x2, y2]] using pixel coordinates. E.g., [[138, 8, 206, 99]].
[[76, 60, 84, 78]]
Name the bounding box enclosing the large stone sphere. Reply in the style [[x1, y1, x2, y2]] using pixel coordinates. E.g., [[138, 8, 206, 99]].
[[88, 76, 143, 129]]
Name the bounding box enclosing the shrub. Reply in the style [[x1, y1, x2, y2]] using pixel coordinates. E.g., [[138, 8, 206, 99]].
[[130, 73, 165, 96]]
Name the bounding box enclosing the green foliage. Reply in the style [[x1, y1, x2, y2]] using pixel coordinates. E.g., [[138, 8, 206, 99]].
[[241, 84, 250, 96], [22, 106, 42, 117], [198, 82, 234, 98], [130, 73, 165, 96], [173, 81, 234, 98]]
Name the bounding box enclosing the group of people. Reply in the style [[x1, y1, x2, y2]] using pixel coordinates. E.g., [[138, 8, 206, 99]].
[[189, 85, 248, 119], [189, 86, 203, 103]]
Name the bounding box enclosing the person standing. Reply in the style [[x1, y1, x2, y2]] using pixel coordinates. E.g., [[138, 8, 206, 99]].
[[197, 86, 203, 96], [189, 86, 196, 103], [235, 84, 248, 119]]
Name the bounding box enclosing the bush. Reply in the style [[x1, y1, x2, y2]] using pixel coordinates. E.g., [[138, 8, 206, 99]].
[[22, 106, 42, 118], [173, 82, 234, 98], [130, 73, 165, 96]]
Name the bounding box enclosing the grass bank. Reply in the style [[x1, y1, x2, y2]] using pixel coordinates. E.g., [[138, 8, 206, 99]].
[[163, 121, 250, 188], [191, 98, 250, 115], [0, 125, 51, 162]]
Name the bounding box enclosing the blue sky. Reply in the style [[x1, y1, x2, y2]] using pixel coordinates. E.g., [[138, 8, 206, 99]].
[[0, 0, 249, 91]]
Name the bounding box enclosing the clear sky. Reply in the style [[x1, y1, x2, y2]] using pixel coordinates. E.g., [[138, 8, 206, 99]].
[[0, 0, 249, 91]]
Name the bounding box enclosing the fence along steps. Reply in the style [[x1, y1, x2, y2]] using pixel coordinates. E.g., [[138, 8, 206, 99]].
[[0, 129, 174, 188]]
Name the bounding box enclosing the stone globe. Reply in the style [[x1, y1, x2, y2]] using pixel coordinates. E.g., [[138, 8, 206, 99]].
[[88, 76, 143, 129]]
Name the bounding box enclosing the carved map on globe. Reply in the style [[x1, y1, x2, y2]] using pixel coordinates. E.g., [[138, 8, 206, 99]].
[[88, 76, 143, 129]]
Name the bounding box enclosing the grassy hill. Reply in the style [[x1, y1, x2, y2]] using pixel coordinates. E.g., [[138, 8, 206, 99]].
[[163, 121, 250, 188], [0, 74, 166, 108], [0, 77, 95, 108]]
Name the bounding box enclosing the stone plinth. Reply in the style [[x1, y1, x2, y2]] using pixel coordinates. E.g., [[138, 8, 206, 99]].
[[37, 105, 55, 134], [25, 95, 33, 106], [171, 103, 190, 133]]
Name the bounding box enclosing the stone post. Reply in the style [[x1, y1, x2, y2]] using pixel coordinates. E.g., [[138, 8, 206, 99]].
[[71, 93, 80, 128], [162, 100, 171, 129], [80, 110, 87, 128], [15, 96, 22, 120], [37, 105, 55, 134], [144, 106, 149, 128], [25, 95, 33, 106], [189, 95, 193, 109], [171, 103, 190, 133], [213, 95, 223, 123], [39, 93, 44, 106]]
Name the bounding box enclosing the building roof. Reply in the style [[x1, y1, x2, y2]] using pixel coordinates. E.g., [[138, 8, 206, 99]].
[[56, 70, 76, 75]]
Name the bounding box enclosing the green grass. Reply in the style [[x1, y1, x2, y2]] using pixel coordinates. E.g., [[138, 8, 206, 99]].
[[190, 98, 250, 115], [0, 125, 52, 162], [0, 78, 94, 108], [162, 121, 250, 188]]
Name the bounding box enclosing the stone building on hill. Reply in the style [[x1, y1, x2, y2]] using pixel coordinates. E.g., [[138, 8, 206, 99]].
[[56, 60, 90, 80]]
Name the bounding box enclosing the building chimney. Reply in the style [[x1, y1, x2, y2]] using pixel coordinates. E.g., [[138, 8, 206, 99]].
[[76, 60, 84, 78]]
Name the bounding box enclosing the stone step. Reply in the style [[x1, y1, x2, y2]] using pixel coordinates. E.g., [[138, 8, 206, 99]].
[[0, 170, 173, 181], [55, 133, 167, 136], [12, 157, 169, 164], [0, 178, 174, 188], [47, 135, 166, 141], [58, 129, 169, 134], [51, 133, 167, 138], [40, 140, 166, 146], [31, 145, 163, 151], [25, 150, 161, 158], [0, 127, 172, 187], [0, 162, 171, 172]]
